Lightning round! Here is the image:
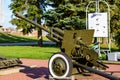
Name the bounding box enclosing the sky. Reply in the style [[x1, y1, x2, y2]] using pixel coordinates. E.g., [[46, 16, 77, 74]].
[[1, 0, 52, 28], [3, 0, 15, 28]]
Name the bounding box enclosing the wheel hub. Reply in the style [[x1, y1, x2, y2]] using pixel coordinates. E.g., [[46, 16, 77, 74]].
[[52, 58, 67, 76]]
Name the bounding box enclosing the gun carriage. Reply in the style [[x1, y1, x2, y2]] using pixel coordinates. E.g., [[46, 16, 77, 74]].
[[14, 12, 120, 80]]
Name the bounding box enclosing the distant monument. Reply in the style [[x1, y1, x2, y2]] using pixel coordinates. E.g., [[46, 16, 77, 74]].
[[0, 0, 4, 27]]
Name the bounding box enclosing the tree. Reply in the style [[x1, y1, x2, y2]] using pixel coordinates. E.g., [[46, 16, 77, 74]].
[[43, 0, 120, 48], [114, 29, 120, 48], [109, 1, 120, 48], [43, 0, 91, 30], [9, 0, 47, 46]]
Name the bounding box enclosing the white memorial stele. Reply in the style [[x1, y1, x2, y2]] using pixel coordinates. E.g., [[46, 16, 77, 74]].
[[0, 0, 4, 26], [88, 12, 108, 37]]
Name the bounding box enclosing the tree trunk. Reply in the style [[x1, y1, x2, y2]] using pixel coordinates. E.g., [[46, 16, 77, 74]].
[[38, 28, 43, 46], [102, 37, 106, 44], [36, 0, 43, 46]]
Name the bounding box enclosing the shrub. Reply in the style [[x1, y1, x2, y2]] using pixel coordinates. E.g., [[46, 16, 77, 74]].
[[114, 29, 120, 49]]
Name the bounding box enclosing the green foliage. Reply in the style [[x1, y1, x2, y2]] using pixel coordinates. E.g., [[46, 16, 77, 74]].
[[9, 0, 48, 46], [43, 0, 120, 47], [43, 0, 87, 30], [108, 0, 120, 48], [9, 0, 120, 47], [114, 29, 120, 48], [9, 0, 47, 34], [99, 54, 107, 60]]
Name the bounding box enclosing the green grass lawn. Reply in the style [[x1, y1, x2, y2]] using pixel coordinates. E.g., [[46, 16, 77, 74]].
[[0, 32, 50, 43], [0, 43, 119, 60], [0, 46, 60, 59], [0, 32, 120, 60], [0, 32, 59, 59], [0, 32, 37, 43], [100, 42, 120, 51]]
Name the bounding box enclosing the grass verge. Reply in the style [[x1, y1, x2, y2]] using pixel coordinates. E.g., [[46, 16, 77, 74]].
[[0, 32, 37, 43], [0, 46, 60, 59]]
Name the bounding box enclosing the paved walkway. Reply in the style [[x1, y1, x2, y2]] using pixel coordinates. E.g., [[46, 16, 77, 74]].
[[0, 59, 49, 80], [0, 59, 120, 80]]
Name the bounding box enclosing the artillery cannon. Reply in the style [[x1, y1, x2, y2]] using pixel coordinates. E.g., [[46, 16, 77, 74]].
[[14, 12, 120, 80]]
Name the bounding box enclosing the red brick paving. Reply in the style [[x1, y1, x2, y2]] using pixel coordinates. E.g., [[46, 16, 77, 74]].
[[0, 59, 120, 80], [0, 59, 49, 80]]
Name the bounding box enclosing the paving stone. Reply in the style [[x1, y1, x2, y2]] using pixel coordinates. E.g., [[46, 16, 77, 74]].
[[0, 59, 120, 80]]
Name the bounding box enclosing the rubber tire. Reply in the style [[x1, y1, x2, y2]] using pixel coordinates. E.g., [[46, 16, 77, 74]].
[[48, 52, 72, 78]]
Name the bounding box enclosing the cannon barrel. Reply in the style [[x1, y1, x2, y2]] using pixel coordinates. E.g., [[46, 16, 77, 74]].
[[14, 12, 64, 42]]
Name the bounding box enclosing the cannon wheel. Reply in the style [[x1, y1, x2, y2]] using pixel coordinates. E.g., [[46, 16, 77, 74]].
[[48, 52, 72, 78]]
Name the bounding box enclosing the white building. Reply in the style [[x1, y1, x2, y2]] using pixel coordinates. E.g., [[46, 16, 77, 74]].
[[0, 0, 4, 26]]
